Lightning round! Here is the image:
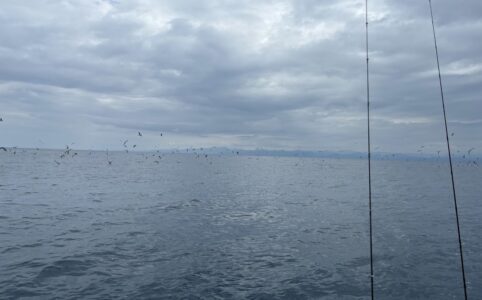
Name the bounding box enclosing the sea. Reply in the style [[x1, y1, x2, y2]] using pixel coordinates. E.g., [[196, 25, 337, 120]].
[[0, 149, 481, 299]]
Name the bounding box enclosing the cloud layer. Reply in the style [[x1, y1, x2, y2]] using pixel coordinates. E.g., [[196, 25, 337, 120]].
[[0, 0, 481, 153]]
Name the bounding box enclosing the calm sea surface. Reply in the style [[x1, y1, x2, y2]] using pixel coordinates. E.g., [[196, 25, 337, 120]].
[[0, 150, 481, 299]]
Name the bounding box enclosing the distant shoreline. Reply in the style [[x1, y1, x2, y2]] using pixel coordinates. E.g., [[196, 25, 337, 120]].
[[1, 147, 479, 161]]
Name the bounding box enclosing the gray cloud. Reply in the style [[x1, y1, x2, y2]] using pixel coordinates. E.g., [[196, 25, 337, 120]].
[[0, 0, 480, 154]]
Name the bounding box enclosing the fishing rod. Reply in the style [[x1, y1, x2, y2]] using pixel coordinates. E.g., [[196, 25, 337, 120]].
[[428, 1, 468, 298], [365, 0, 374, 299]]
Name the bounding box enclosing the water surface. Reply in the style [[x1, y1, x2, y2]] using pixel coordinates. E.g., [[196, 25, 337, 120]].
[[0, 150, 481, 299]]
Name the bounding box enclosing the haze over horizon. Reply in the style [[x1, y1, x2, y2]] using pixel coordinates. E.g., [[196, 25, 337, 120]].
[[0, 0, 481, 154]]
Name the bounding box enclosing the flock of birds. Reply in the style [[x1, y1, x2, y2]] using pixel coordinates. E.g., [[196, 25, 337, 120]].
[[0, 116, 480, 167], [50, 130, 226, 166]]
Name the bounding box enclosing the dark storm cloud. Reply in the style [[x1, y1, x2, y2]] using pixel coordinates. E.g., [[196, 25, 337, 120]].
[[0, 0, 480, 152]]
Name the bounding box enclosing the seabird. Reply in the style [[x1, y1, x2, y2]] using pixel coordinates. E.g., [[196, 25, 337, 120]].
[[138, 131, 142, 137], [0, 147, 7, 151], [468, 148, 475, 155], [106, 150, 112, 165]]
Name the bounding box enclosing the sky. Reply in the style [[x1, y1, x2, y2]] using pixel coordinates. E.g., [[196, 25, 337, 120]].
[[0, 0, 481, 154]]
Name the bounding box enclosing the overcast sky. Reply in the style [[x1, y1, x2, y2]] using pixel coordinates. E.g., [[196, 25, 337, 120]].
[[0, 0, 480, 153]]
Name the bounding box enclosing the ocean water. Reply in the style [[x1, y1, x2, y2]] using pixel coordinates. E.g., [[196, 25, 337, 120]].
[[0, 150, 481, 299]]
